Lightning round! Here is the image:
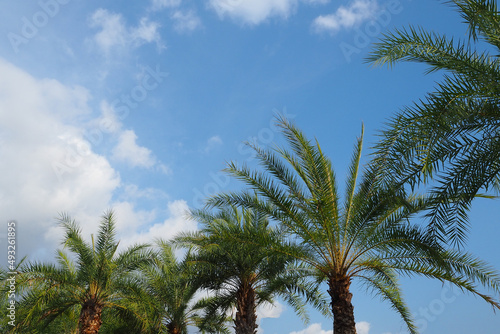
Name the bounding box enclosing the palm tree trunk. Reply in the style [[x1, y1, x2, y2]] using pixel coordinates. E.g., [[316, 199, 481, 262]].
[[234, 282, 258, 334], [167, 322, 181, 334], [78, 299, 103, 334], [328, 276, 356, 334]]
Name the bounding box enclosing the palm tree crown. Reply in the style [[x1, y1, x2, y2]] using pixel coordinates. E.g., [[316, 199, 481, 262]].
[[208, 115, 500, 334], [128, 239, 228, 334], [367, 0, 500, 245], [176, 205, 327, 334], [13, 211, 154, 334]]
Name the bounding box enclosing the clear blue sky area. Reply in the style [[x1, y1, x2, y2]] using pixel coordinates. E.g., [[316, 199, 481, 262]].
[[1, 0, 499, 333]]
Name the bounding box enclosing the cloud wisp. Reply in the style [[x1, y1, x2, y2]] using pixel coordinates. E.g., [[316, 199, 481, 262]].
[[290, 321, 370, 334], [89, 8, 163, 55], [312, 0, 378, 34], [208, 0, 299, 25], [172, 10, 203, 33]]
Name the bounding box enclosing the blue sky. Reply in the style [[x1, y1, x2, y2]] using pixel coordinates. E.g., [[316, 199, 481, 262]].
[[1, 0, 499, 333]]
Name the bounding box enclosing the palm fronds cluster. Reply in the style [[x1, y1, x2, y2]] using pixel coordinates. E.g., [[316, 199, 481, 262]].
[[367, 0, 500, 245]]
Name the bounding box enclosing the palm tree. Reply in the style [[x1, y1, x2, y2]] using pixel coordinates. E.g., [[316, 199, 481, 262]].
[[127, 239, 229, 334], [13, 211, 154, 334], [176, 205, 328, 334], [367, 0, 500, 245], [208, 115, 500, 334]]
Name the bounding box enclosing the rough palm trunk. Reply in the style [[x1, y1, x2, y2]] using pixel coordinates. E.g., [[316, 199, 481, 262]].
[[78, 298, 103, 334], [234, 282, 258, 334], [328, 276, 356, 334]]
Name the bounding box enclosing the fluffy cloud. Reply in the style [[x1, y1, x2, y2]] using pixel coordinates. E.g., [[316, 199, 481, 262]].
[[290, 322, 370, 334], [95, 101, 170, 173], [112, 130, 156, 168], [257, 301, 285, 319], [150, 0, 182, 11], [203, 135, 223, 154], [90, 9, 127, 52], [89, 9, 162, 54], [356, 321, 371, 334], [312, 0, 378, 34], [118, 200, 197, 247], [93, 100, 123, 134], [208, 0, 329, 25], [172, 10, 203, 33], [208, 0, 298, 25], [0, 58, 185, 263], [290, 323, 332, 334], [0, 58, 120, 260], [303, 0, 329, 3], [132, 17, 163, 44]]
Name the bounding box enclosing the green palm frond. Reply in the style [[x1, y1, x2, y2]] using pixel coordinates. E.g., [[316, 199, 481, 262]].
[[367, 25, 498, 77], [452, 0, 500, 46], [95, 210, 118, 257], [368, 0, 500, 246]]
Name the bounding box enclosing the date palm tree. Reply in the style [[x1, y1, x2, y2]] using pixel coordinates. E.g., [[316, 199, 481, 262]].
[[127, 239, 229, 334], [176, 205, 328, 334], [367, 0, 500, 245], [13, 211, 154, 334], [208, 115, 500, 334]]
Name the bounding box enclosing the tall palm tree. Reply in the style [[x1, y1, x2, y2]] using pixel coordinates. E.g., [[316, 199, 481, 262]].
[[176, 205, 328, 334], [208, 115, 500, 334], [13, 211, 154, 334], [367, 0, 500, 245], [127, 239, 229, 334]]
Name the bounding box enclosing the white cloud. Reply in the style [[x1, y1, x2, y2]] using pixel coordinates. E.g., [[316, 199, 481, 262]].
[[156, 163, 172, 174], [172, 10, 202, 33], [120, 183, 169, 202], [93, 100, 122, 134], [119, 200, 197, 247], [208, 0, 329, 25], [290, 322, 370, 334], [112, 130, 156, 168], [290, 323, 332, 334], [204, 135, 223, 154], [0, 58, 120, 260], [110, 201, 157, 236], [151, 0, 182, 11], [303, 0, 329, 3], [312, 0, 378, 34], [356, 321, 371, 334], [89, 9, 127, 53], [89, 9, 162, 54], [257, 301, 285, 319], [131, 18, 162, 45], [93, 101, 171, 173], [0, 58, 181, 264], [256, 301, 284, 333], [208, 0, 298, 25]]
